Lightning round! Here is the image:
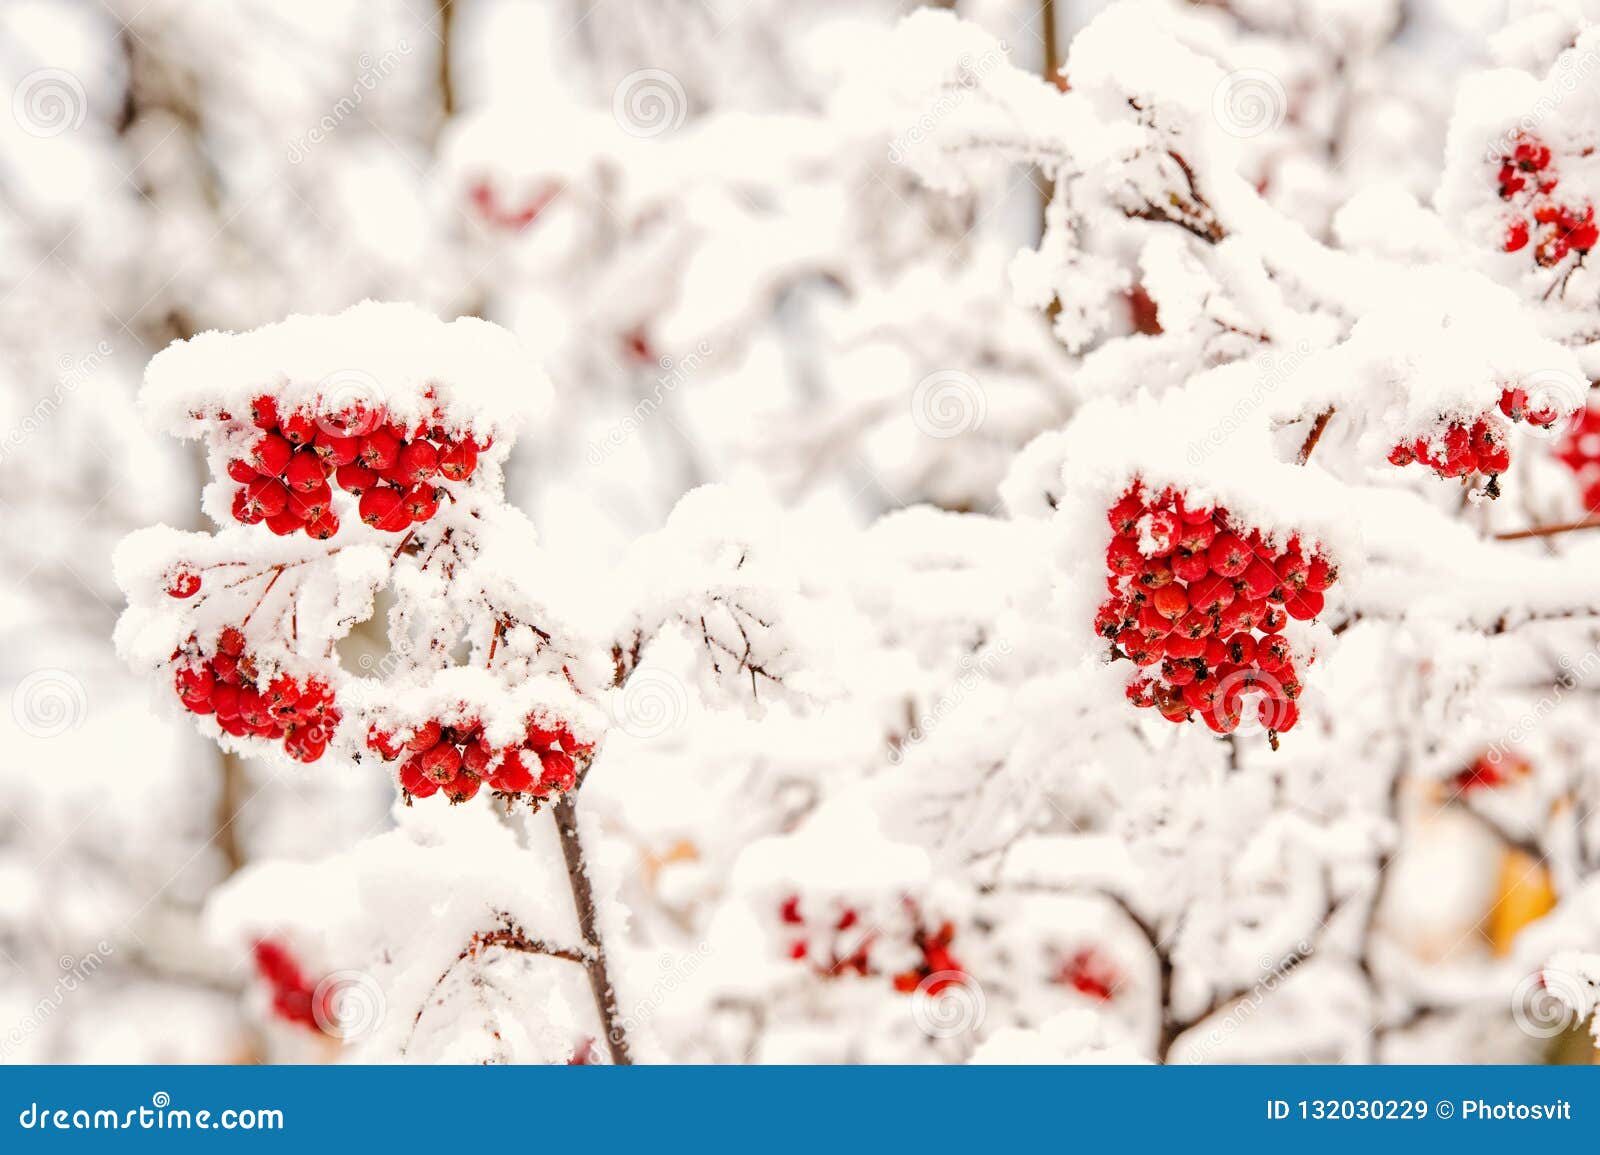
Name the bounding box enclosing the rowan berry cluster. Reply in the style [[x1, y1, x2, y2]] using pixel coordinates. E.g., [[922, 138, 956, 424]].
[[890, 919, 964, 995], [1055, 948, 1120, 1001], [1386, 387, 1559, 482], [1101, 483, 1336, 738], [467, 179, 562, 231], [366, 714, 591, 806], [778, 896, 967, 995], [252, 940, 331, 1034], [777, 893, 873, 975], [1554, 406, 1600, 512], [220, 393, 484, 536], [172, 626, 339, 762], [1450, 752, 1530, 795], [1497, 134, 1597, 266]]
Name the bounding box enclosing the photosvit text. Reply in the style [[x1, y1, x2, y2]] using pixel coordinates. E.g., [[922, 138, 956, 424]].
[[1265, 1098, 1574, 1122]]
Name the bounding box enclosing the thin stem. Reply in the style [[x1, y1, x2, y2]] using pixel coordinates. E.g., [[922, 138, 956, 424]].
[[1297, 407, 1334, 465], [1494, 516, 1600, 541], [554, 794, 633, 1064]]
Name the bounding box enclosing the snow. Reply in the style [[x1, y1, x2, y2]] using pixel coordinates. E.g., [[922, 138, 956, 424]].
[[142, 301, 546, 444]]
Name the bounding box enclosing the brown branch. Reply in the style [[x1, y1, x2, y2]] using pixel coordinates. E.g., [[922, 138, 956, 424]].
[[435, 0, 455, 121], [1494, 516, 1600, 541], [554, 793, 633, 1064], [1297, 407, 1334, 465]]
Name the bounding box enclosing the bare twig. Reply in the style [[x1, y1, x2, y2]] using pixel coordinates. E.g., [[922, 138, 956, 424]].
[[1297, 407, 1334, 465], [554, 794, 633, 1064], [1494, 516, 1600, 541]]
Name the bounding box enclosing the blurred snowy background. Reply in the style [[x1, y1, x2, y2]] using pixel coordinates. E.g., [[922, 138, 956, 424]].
[[0, 0, 1594, 1063]]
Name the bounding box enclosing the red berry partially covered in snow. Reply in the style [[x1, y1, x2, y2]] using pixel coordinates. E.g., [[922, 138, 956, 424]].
[[166, 566, 202, 598]]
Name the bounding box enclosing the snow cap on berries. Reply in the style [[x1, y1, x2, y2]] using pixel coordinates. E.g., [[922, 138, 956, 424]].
[[142, 301, 546, 447]]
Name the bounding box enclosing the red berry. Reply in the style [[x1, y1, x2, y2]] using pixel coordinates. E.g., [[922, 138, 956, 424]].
[[1152, 584, 1188, 620], [1188, 571, 1235, 612], [212, 683, 241, 719], [227, 458, 260, 483], [285, 726, 329, 762], [1172, 550, 1210, 583], [250, 394, 278, 430], [1208, 534, 1250, 578], [539, 750, 577, 792], [1260, 696, 1298, 734], [175, 665, 214, 700], [1504, 220, 1529, 252], [249, 433, 294, 477], [1176, 518, 1217, 553], [357, 428, 401, 470], [405, 720, 442, 752], [1283, 588, 1324, 621], [439, 441, 478, 481], [394, 440, 440, 486], [265, 510, 303, 536], [284, 451, 327, 493], [358, 486, 404, 529], [1274, 552, 1308, 589], [1241, 560, 1278, 600], [244, 477, 289, 519], [280, 411, 317, 445], [367, 726, 403, 760], [443, 773, 481, 803], [1257, 635, 1292, 672], [287, 479, 333, 521], [421, 741, 463, 783], [403, 484, 441, 522], [1108, 493, 1143, 534], [305, 512, 340, 540], [1138, 510, 1179, 554], [166, 567, 202, 598], [495, 751, 536, 792], [335, 463, 379, 494], [313, 430, 361, 466]]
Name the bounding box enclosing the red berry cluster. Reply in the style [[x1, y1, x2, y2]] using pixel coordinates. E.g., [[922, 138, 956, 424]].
[[172, 626, 339, 762], [1100, 484, 1336, 738], [1497, 134, 1597, 266], [366, 715, 590, 805], [890, 919, 964, 995], [778, 896, 966, 995], [1387, 388, 1559, 481], [1554, 405, 1600, 511], [1055, 948, 1120, 1001], [225, 394, 484, 537], [778, 894, 873, 974], [1449, 752, 1529, 795], [467, 179, 561, 231], [252, 940, 332, 1034]]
